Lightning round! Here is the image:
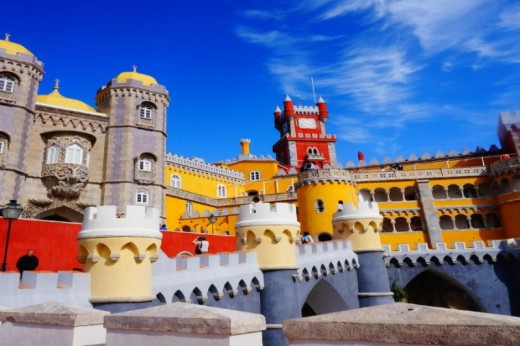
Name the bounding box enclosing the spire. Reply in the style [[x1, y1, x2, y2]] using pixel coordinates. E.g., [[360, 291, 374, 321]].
[[4, 33, 10, 41], [285, 95, 292, 102], [317, 96, 325, 103], [53, 79, 60, 91], [274, 105, 282, 113], [132, 65, 137, 72]]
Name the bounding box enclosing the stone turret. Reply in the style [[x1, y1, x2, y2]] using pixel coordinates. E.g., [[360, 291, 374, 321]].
[[77, 205, 162, 312], [235, 201, 300, 270], [332, 198, 383, 250], [332, 195, 394, 308], [235, 201, 301, 345]]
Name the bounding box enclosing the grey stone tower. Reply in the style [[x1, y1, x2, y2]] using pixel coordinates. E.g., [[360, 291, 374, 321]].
[[0, 35, 44, 203], [96, 68, 169, 217]]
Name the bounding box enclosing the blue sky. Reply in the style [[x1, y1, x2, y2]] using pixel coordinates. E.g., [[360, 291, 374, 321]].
[[3, 1, 520, 165]]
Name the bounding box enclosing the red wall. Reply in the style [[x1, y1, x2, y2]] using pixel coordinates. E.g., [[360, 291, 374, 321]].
[[0, 218, 236, 273]]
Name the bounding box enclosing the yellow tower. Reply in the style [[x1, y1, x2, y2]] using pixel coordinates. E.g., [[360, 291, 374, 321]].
[[332, 194, 384, 251], [77, 205, 162, 305], [235, 201, 300, 269], [297, 169, 356, 240]]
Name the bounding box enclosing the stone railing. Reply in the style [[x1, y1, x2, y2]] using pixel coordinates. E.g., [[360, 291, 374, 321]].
[[488, 156, 520, 175], [351, 167, 487, 182], [167, 187, 297, 210], [0, 302, 265, 346], [299, 167, 488, 185]]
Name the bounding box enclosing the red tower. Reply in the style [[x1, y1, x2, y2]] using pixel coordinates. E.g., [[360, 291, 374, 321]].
[[272, 95, 337, 171]]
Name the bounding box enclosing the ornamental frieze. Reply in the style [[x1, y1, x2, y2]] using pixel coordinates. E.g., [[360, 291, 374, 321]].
[[35, 112, 107, 133]]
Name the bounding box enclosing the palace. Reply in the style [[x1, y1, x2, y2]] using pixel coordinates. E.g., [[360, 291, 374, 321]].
[[2, 34, 520, 252], [2, 34, 520, 346]]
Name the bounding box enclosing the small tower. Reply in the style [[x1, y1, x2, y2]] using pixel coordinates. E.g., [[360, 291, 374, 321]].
[[0, 34, 44, 204], [235, 202, 300, 269], [332, 196, 394, 307], [96, 67, 169, 217], [77, 205, 162, 312], [272, 95, 338, 170], [296, 169, 355, 240], [235, 201, 301, 345]]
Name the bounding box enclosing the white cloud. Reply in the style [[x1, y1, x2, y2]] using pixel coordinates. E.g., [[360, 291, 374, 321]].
[[498, 4, 520, 31]]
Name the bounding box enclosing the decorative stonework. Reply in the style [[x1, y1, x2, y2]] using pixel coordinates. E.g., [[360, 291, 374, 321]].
[[42, 163, 88, 198], [24, 198, 86, 219], [35, 112, 107, 133]]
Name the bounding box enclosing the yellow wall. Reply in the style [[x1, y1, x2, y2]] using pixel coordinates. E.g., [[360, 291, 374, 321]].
[[78, 237, 159, 303]]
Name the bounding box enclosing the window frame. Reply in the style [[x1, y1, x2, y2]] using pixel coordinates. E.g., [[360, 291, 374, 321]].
[[139, 104, 154, 119], [138, 159, 152, 171], [170, 174, 181, 188], [185, 202, 193, 216], [64, 143, 83, 164], [136, 190, 149, 204], [314, 199, 325, 213], [249, 171, 261, 181], [217, 184, 226, 198], [0, 75, 15, 93], [46, 145, 60, 164]]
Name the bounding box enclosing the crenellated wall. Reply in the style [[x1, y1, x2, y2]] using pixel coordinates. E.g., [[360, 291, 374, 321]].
[[0, 271, 91, 309]]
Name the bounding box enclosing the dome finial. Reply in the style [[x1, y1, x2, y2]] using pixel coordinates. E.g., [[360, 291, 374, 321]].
[[4, 33, 10, 41], [53, 78, 60, 91], [132, 65, 137, 72]]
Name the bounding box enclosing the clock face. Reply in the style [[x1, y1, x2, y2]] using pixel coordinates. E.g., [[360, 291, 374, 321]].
[[298, 118, 317, 129]]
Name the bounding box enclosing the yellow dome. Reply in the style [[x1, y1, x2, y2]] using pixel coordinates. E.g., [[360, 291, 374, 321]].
[[0, 34, 33, 56], [116, 67, 158, 86], [36, 80, 96, 113]]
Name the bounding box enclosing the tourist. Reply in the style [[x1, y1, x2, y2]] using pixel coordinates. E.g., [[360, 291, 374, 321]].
[[16, 250, 39, 278], [301, 232, 314, 244], [193, 236, 209, 255]]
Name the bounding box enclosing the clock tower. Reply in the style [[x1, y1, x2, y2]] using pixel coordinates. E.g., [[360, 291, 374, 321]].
[[272, 95, 338, 170]]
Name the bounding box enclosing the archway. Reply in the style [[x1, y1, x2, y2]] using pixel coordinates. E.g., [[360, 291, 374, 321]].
[[35, 206, 83, 223], [317, 232, 332, 242], [404, 270, 484, 312], [302, 279, 348, 317]]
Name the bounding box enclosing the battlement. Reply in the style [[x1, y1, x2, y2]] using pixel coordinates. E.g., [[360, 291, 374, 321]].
[[333, 201, 382, 222], [79, 205, 162, 239], [383, 239, 520, 266], [153, 250, 264, 304], [166, 153, 244, 180], [0, 271, 91, 309], [294, 240, 358, 281], [293, 105, 319, 114], [235, 202, 300, 227]]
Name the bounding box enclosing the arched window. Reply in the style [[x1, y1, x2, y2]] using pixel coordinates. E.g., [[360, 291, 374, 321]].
[[170, 174, 181, 188], [0, 74, 15, 93], [185, 202, 193, 215], [139, 158, 152, 171], [314, 199, 325, 213], [139, 103, 155, 119], [65, 144, 83, 164], [136, 190, 149, 204], [217, 184, 226, 198], [46, 145, 60, 164]]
